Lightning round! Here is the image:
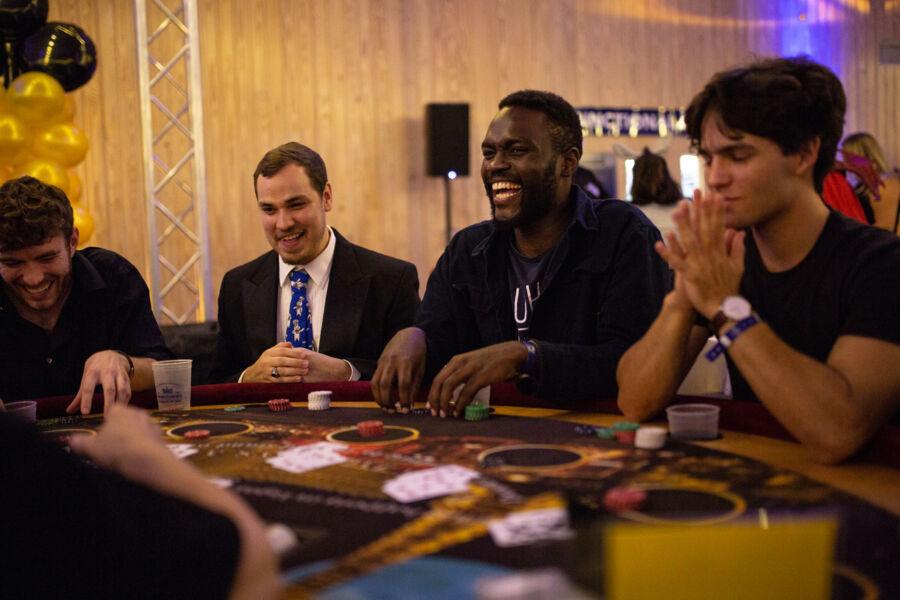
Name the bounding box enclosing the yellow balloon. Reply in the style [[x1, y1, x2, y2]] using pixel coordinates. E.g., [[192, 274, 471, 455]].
[[0, 112, 31, 164], [50, 95, 77, 124], [8, 72, 66, 126], [73, 205, 95, 247], [13, 158, 71, 196], [32, 122, 89, 167], [67, 169, 82, 202]]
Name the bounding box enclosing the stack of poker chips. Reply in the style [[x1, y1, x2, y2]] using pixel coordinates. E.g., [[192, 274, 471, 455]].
[[307, 391, 332, 411], [267, 398, 292, 412], [611, 421, 640, 444], [464, 404, 489, 421], [603, 486, 647, 512], [357, 420, 384, 438], [634, 426, 667, 449]]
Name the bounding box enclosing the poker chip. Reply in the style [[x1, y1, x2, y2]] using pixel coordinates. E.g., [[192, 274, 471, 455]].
[[594, 427, 616, 440], [224, 405, 246, 412], [614, 429, 637, 445], [635, 426, 667, 450], [357, 420, 385, 438], [612, 421, 640, 432], [464, 404, 489, 421], [184, 429, 210, 439], [267, 398, 292, 412], [574, 425, 596, 435], [307, 390, 332, 411], [603, 486, 647, 512]]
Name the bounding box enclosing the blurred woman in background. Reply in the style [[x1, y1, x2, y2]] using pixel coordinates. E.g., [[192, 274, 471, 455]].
[[841, 132, 900, 234], [630, 148, 685, 236]]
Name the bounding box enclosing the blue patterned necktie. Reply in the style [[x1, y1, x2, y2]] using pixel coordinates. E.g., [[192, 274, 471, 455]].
[[286, 269, 314, 349]]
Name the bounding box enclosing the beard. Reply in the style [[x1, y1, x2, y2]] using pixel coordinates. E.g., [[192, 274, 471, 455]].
[[488, 159, 558, 231]]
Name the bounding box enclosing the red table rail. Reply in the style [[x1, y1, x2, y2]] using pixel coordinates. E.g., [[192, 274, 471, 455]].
[[30, 382, 900, 469]]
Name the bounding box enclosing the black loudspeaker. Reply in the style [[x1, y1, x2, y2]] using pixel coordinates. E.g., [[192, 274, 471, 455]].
[[425, 103, 469, 177]]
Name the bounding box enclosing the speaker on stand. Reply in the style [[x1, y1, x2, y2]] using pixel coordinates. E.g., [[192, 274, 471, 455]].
[[425, 103, 469, 243]]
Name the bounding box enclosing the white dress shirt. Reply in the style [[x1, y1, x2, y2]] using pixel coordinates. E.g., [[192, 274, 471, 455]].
[[240, 227, 359, 381]]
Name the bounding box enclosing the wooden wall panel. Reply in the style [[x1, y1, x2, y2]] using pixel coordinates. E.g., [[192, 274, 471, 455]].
[[50, 0, 900, 322]]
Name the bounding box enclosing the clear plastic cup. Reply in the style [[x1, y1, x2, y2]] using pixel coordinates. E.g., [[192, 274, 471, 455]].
[[665, 403, 720, 440], [6, 400, 37, 423], [152, 359, 192, 411]]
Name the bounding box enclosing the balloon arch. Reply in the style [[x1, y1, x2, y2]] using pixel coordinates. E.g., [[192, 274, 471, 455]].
[[0, 0, 97, 245]]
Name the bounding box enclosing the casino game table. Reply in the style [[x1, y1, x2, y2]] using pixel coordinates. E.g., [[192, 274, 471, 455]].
[[33, 383, 900, 599]]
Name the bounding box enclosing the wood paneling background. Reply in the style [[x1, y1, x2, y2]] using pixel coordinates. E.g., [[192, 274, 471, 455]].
[[51, 0, 899, 324]]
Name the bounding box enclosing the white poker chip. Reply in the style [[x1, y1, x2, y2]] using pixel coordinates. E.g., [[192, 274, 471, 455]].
[[634, 426, 667, 450], [265, 523, 298, 555], [307, 390, 332, 411]]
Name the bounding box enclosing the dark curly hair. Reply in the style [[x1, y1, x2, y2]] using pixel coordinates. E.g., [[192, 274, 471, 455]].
[[0, 176, 73, 252], [253, 142, 328, 197], [498, 90, 583, 157], [631, 149, 683, 206], [685, 56, 846, 193]]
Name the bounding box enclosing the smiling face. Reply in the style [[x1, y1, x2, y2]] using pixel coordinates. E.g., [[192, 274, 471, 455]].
[[699, 112, 812, 230], [0, 230, 77, 319], [256, 162, 332, 265], [480, 106, 569, 230]]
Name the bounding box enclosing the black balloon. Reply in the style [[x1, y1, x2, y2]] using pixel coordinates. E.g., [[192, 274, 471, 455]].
[[0, 0, 47, 40], [20, 21, 97, 91]]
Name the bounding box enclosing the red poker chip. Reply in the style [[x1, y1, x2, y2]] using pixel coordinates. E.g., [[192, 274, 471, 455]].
[[267, 398, 292, 412], [357, 420, 385, 438], [184, 429, 210, 439], [603, 486, 647, 512], [614, 429, 636, 445]]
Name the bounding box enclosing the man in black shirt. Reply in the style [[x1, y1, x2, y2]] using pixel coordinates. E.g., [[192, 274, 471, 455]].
[[373, 90, 669, 416], [0, 177, 171, 412], [617, 57, 900, 463]]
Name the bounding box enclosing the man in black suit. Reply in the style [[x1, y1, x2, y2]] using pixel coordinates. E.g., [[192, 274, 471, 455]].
[[209, 142, 419, 383]]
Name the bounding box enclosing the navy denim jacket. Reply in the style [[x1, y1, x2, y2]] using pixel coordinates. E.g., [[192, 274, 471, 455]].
[[415, 186, 671, 404]]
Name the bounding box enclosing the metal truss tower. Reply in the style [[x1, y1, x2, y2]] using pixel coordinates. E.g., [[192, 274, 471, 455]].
[[134, 0, 212, 324]]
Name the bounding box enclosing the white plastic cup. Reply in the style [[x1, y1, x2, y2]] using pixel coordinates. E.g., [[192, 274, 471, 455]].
[[6, 400, 37, 423], [152, 359, 192, 411], [665, 403, 720, 440]]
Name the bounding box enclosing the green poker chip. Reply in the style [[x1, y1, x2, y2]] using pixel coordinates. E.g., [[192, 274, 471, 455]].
[[595, 427, 616, 440], [612, 421, 639, 432], [224, 405, 246, 412], [464, 404, 490, 421]]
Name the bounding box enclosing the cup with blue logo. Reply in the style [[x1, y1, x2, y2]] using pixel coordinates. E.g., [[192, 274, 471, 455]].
[[151, 359, 192, 411]]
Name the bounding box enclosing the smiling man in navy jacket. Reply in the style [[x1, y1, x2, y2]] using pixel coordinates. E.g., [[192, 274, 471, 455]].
[[373, 90, 670, 416]]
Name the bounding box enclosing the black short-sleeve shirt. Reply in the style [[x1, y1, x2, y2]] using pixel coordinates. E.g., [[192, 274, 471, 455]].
[[727, 211, 900, 402], [0, 247, 172, 401]]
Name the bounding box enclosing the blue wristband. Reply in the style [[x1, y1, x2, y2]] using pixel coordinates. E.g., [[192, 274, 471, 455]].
[[705, 315, 759, 362]]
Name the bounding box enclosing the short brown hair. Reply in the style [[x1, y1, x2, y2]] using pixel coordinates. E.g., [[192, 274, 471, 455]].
[[0, 176, 73, 252], [252, 142, 328, 197], [685, 56, 846, 193]]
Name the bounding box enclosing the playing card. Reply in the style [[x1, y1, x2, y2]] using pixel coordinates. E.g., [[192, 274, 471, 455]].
[[383, 464, 480, 503], [167, 443, 198, 459], [488, 507, 574, 547], [266, 441, 348, 474]]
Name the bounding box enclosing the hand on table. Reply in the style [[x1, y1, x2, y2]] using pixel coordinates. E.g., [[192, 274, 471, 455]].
[[243, 342, 310, 383], [66, 350, 134, 415], [427, 341, 526, 418], [371, 327, 426, 413], [655, 190, 745, 319], [68, 404, 172, 483]]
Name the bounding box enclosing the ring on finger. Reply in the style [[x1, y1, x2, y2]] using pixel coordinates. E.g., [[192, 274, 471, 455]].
[[271, 366, 280, 378]]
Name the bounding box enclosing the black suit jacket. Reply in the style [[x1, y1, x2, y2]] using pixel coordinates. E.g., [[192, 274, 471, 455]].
[[209, 230, 419, 382]]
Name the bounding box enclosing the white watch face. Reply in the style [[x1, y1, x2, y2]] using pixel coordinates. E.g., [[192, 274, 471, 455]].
[[723, 295, 752, 320]]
